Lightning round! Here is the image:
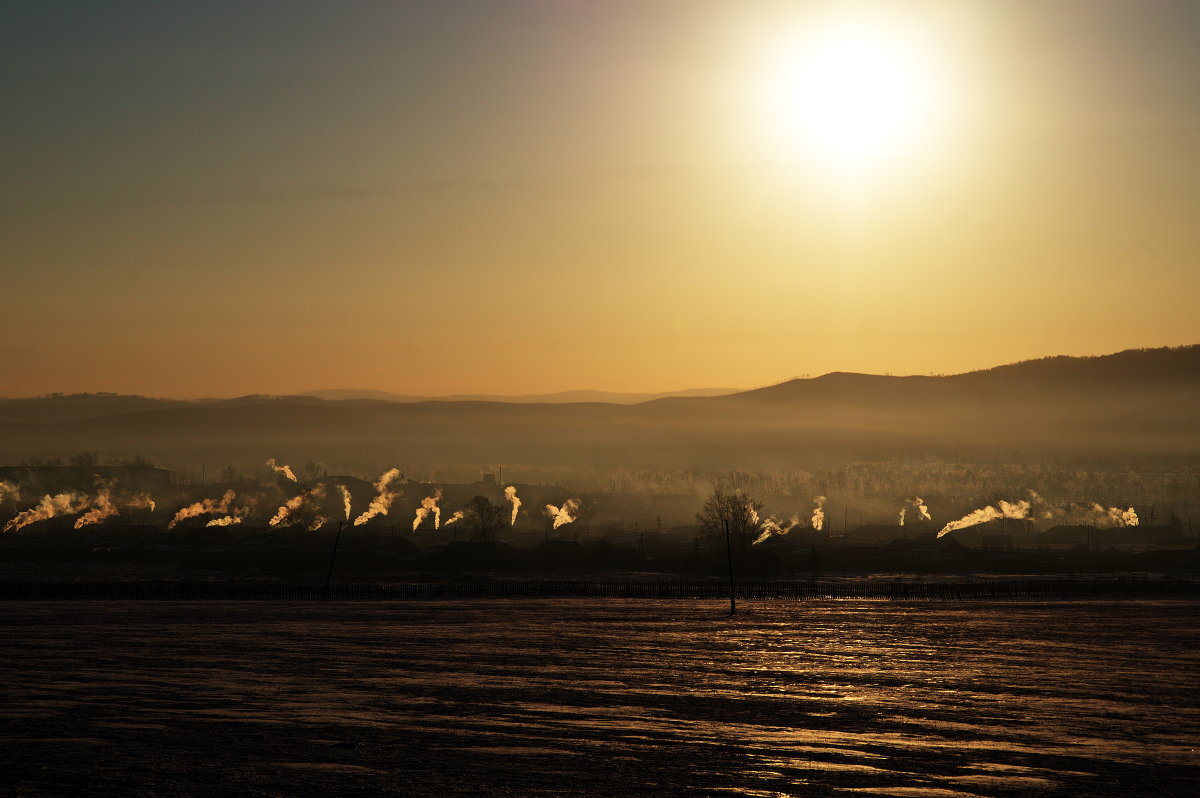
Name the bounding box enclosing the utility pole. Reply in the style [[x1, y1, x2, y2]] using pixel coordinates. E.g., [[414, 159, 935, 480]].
[[323, 521, 344, 601], [724, 518, 736, 616]]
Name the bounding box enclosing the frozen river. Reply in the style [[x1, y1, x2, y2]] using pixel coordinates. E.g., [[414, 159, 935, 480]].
[[2, 598, 1198, 796]]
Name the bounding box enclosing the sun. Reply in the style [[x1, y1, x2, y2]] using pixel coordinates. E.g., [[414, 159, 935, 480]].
[[752, 13, 949, 183]]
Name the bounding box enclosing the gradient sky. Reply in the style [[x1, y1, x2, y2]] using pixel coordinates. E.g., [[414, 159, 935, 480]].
[[3, 0, 1198, 398]]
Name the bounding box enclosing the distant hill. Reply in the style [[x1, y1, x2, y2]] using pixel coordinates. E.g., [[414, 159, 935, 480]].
[[298, 387, 742, 404], [0, 346, 1195, 470]]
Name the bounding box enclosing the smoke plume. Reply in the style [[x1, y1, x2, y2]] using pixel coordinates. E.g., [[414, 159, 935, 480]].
[[1085, 503, 1140, 528], [3, 492, 89, 533], [74, 488, 119, 529], [269, 495, 305, 527], [753, 514, 800, 546], [899, 496, 932, 526], [0, 481, 19, 506], [266, 459, 298, 482], [269, 484, 327, 528], [354, 468, 403, 526], [504, 485, 521, 526], [444, 511, 464, 526], [811, 496, 826, 532], [544, 498, 581, 529], [169, 490, 238, 529], [338, 484, 352, 520], [206, 516, 242, 527], [413, 489, 443, 531], [937, 499, 1031, 538], [126, 493, 156, 512]]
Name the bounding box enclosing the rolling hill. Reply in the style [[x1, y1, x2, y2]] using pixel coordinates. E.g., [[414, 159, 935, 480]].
[[0, 346, 1195, 470]]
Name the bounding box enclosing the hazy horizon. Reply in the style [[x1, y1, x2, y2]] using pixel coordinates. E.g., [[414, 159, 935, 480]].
[[3, 341, 1195, 402]]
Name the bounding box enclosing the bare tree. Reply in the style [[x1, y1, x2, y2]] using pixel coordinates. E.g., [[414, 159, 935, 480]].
[[465, 495, 506, 543], [697, 489, 763, 615], [69, 451, 100, 467]]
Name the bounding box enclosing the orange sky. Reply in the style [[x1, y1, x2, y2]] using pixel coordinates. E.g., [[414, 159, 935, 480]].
[[3, 1, 1198, 398]]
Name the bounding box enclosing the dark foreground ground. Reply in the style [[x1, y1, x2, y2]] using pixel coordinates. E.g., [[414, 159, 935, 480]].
[[2, 599, 1198, 797]]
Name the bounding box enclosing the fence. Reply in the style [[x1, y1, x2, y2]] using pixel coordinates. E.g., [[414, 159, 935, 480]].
[[0, 578, 1197, 601]]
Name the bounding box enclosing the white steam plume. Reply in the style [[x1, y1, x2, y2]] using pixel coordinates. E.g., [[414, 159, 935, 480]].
[[899, 496, 931, 526], [444, 511, 464, 526], [269, 484, 327, 528], [266, 459, 298, 482], [544, 498, 581, 530], [3, 492, 89, 533], [338, 484, 352, 520], [270, 495, 305, 527], [753, 514, 800, 546], [126, 493, 156, 513], [413, 489, 443, 531], [1085, 503, 1140, 528], [169, 490, 238, 529], [811, 496, 826, 532], [937, 499, 1030, 538], [504, 485, 521, 526], [74, 488, 120, 529], [354, 468, 403, 526]]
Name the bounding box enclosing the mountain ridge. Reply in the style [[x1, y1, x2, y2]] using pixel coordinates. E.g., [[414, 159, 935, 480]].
[[0, 345, 1194, 470], [296, 387, 743, 404]]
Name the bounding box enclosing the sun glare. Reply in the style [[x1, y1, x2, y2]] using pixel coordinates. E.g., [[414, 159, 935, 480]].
[[752, 13, 950, 184]]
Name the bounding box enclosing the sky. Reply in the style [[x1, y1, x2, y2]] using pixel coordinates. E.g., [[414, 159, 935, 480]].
[[3, 0, 1198, 398]]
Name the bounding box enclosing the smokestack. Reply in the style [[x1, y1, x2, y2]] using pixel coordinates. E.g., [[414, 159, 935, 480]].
[[504, 485, 521, 526]]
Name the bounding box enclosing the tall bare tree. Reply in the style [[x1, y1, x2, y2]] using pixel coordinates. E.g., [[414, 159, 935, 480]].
[[697, 489, 763, 615]]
